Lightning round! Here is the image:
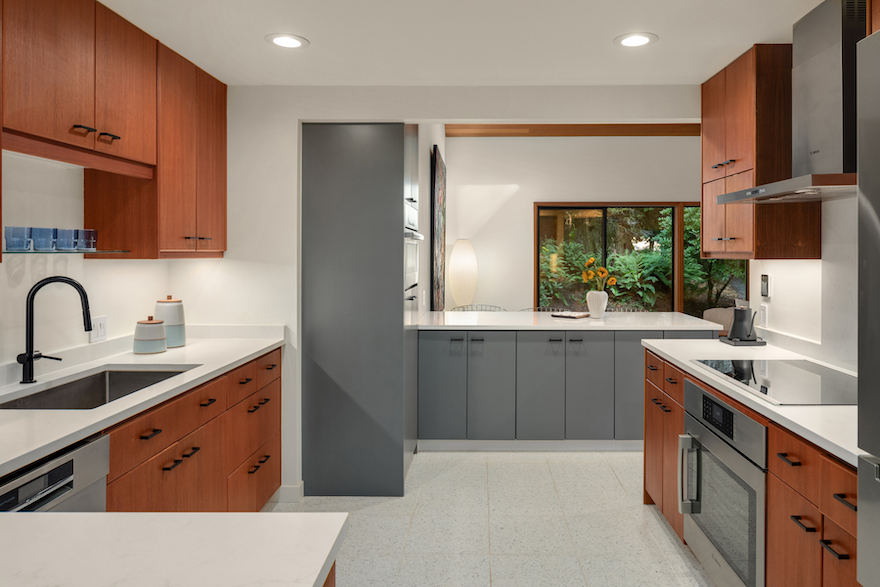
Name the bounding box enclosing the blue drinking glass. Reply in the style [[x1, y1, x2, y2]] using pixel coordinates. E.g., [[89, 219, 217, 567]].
[[56, 228, 78, 251], [32, 228, 57, 252], [4, 226, 31, 251]]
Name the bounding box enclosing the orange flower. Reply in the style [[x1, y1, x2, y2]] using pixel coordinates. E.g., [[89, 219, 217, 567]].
[[607, 277, 617, 286], [586, 270, 595, 281], [582, 271, 589, 282], [597, 267, 609, 279], [585, 257, 595, 267]]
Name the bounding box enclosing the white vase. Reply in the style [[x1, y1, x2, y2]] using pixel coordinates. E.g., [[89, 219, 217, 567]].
[[586, 290, 609, 318]]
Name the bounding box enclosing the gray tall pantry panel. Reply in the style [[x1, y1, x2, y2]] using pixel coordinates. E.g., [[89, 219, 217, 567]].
[[565, 331, 615, 439], [302, 123, 417, 497], [516, 331, 565, 439], [468, 331, 516, 440], [418, 331, 467, 439], [614, 330, 663, 440]]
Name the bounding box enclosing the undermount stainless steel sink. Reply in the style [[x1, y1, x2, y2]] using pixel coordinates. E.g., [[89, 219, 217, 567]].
[[0, 370, 191, 410]]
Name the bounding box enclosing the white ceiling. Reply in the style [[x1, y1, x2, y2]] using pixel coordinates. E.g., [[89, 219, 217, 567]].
[[100, 0, 823, 87]]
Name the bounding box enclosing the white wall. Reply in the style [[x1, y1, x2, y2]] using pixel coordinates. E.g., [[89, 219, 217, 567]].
[[443, 136, 702, 311], [750, 198, 858, 371]]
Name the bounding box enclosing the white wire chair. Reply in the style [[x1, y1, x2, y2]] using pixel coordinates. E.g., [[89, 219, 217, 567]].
[[519, 307, 570, 312], [450, 304, 506, 311]]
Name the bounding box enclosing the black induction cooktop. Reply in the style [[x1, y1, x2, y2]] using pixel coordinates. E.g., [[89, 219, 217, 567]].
[[692, 359, 857, 405]]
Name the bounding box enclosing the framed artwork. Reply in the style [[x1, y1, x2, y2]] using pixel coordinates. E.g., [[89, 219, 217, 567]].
[[431, 145, 446, 311]]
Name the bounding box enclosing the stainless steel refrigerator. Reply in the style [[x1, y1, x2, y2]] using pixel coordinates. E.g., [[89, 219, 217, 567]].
[[858, 30, 880, 587]]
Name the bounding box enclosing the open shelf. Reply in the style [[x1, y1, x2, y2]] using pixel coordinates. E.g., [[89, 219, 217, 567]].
[[2, 250, 130, 254]]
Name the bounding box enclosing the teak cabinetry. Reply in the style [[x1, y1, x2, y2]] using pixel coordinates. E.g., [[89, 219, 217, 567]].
[[700, 44, 821, 260], [106, 348, 282, 513]]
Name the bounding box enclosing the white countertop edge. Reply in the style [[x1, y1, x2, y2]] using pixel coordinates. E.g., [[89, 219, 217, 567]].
[[314, 513, 350, 586], [418, 311, 723, 331], [641, 339, 862, 467]]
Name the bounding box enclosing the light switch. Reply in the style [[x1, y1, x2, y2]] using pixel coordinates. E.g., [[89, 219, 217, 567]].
[[759, 304, 768, 328], [89, 316, 108, 343]]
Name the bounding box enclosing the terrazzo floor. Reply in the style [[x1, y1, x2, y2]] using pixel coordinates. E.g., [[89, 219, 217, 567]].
[[268, 451, 717, 587]]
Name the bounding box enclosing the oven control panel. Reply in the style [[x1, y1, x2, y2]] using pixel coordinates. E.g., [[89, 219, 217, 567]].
[[702, 396, 734, 439]]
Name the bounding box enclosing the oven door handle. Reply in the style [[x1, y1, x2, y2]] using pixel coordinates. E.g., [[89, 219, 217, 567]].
[[678, 434, 701, 515]]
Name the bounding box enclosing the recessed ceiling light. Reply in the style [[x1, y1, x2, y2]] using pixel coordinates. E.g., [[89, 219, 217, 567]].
[[613, 32, 658, 47], [265, 33, 310, 49]]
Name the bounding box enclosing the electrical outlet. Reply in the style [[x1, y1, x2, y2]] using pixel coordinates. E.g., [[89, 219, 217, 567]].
[[759, 304, 769, 328], [89, 316, 108, 343]]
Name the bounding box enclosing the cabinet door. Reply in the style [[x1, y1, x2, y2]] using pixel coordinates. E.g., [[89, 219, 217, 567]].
[[107, 441, 182, 512], [643, 381, 665, 506], [566, 332, 614, 439], [724, 171, 756, 254], [818, 454, 858, 538], [256, 433, 282, 509], [615, 331, 663, 440], [701, 179, 727, 254], [157, 44, 198, 252], [467, 331, 516, 440], [3, 0, 96, 149], [822, 517, 858, 587], [767, 473, 822, 587], [196, 68, 227, 251], [724, 48, 756, 177], [94, 4, 157, 165], [227, 452, 258, 512], [176, 418, 226, 512], [418, 331, 467, 439], [701, 70, 726, 183], [516, 331, 565, 440], [661, 400, 684, 540]]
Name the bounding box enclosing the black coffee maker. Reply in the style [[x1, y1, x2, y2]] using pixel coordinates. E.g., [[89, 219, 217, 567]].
[[720, 307, 767, 346]]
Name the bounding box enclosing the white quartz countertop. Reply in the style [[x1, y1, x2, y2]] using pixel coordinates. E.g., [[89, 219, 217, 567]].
[[642, 339, 861, 467], [419, 311, 723, 331], [0, 335, 284, 478], [0, 512, 348, 587]]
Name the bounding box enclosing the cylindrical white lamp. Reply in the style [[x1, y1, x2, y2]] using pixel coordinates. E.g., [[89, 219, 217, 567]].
[[449, 239, 479, 306]]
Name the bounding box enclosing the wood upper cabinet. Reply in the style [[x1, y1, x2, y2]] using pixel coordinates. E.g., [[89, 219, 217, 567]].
[[722, 171, 756, 254], [196, 68, 228, 252], [723, 48, 757, 177], [701, 70, 726, 183], [3, 0, 96, 149], [701, 179, 726, 253], [94, 3, 157, 165]]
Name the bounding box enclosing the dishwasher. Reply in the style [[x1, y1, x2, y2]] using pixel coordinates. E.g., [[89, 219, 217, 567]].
[[0, 435, 109, 512]]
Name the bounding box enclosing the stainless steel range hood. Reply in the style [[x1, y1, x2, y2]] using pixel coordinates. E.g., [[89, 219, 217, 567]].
[[720, 0, 865, 205]]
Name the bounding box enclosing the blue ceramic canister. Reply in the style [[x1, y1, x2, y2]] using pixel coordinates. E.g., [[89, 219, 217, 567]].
[[154, 295, 186, 347], [133, 316, 167, 354]]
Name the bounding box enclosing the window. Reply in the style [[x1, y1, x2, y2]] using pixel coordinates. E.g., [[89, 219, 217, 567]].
[[536, 204, 746, 316]]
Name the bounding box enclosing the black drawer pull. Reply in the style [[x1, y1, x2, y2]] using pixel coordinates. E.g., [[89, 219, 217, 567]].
[[140, 429, 162, 440], [200, 398, 217, 408], [73, 124, 97, 133], [197, 237, 212, 240], [450, 338, 464, 341], [98, 132, 121, 141], [778, 453, 802, 467], [647, 365, 658, 371], [163, 459, 184, 472], [820, 540, 850, 560], [184, 236, 199, 240], [651, 398, 663, 405], [471, 338, 484, 342], [711, 163, 721, 169], [569, 338, 583, 342], [248, 465, 261, 474], [790, 515, 816, 533], [549, 338, 563, 342], [240, 378, 253, 385], [259, 398, 271, 405], [266, 364, 278, 370], [259, 455, 271, 464], [665, 377, 678, 384], [833, 493, 857, 511], [248, 405, 261, 413], [182, 447, 201, 458]]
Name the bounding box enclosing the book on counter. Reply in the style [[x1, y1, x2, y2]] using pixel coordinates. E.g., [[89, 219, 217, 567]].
[[551, 312, 590, 319]]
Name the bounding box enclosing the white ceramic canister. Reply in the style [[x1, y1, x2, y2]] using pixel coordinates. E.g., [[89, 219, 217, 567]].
[[133, 316, 167, 354], [155, 295, 186, 348]]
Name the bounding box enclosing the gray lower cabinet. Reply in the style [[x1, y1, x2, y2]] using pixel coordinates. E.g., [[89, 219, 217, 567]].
[[662, 330, 716, 340], [418, 331, 467, 439], [565, 331, 615, 439], [614, 331, 663, 440], [516, 331, 566, 440], [468, 331, 517, 440]]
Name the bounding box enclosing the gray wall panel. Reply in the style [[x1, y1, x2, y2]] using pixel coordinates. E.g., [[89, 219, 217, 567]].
[[468, 331, 516, 440], [615, 330, 663, 440], [565, 331, 615, 440], [516, 331, 565, 440], [418, 331, 468, 439]]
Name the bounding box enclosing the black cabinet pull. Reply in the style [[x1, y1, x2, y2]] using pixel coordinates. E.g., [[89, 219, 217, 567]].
[[651, 398, 663, 405], [259, 455, 271, 464], [405, 197, 417, 203], [790, 515, 816, 533], [777, 453, 802, 467], [724, 159, 735, 165], [248, 465, 261, 474], [661, 407, 671, 413], [711, 163, 721, 169], [73, 124, 97, 133], [182, 447, 201, 458], [833, 493, 858, 511], [266, 364, 278, 371], [140, 429, 162, 440], [248, 405, 261, 413], [665, 377, 678, 384], [184, 236, 199, 240], [163, 459, 184, 472], [549, 338, 563, 342], [240, 378, 253, 385], [200, 398, 217, 408], [569, 338, 583, 342], [820, 539, 850, 560], [98, 132, 121, 141], [450, 338, 464, 341], [405, 296, 417, 301], [471, 338, 484, 342], [647, 365, 658, 371], [197, 237, 213, 240], [258, 398, 271, 405]]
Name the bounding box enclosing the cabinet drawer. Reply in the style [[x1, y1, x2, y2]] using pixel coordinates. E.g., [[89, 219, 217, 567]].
[[662, 363, 684, 406], [822, 517, 858, 587], [223, 378, 281, 473], [227, 452, 258, 512], [108, 394, 187, 482], [107, 440, 181, 511], [645, 351, 665, 389], [256, 433, 282, 509], [256, 349, 282, 390], [227, 433, 282, 512], [768, 423, 821, 505], [819, 455, 858, 537], [226, 361, 258, 408], [767, 473, 822, 587]]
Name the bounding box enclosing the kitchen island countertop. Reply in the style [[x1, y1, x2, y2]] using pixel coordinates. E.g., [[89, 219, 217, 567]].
[[419, 311, 722, 331], [0, 512, 348, 587]]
